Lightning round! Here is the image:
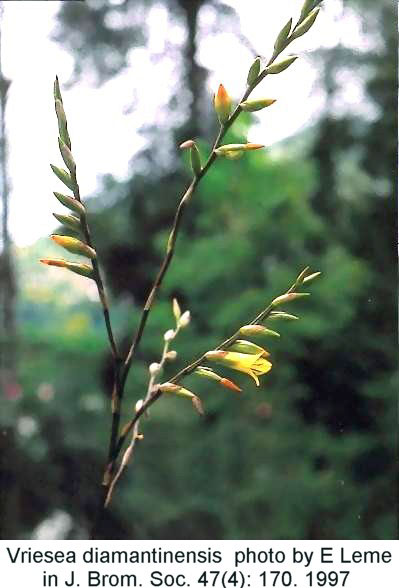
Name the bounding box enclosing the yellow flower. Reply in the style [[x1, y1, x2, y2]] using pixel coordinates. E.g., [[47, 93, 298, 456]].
[[205, 350, 272, 387]]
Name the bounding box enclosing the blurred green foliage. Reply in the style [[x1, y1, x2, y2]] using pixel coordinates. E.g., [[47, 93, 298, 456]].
[[0, 0, 395, 539]]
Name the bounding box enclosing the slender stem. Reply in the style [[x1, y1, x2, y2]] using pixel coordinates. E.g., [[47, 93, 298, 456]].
[[70, 169, 119, 361], [70, 167, 123, 480], [105, 337, 172, 507], [120, 180, 196, 390]]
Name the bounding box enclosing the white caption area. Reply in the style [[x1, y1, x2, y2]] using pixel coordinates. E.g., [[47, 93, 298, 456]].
[[0, 541, 397, 588]]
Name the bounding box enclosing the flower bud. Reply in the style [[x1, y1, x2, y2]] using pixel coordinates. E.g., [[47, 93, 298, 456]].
[[299, 0, 315, 23], [179, 310, 191, 328], [53, 213, 81, 233], [149, 362, 161, 376], [266, 56, 298, 75], [191, 395, 204, 416], [65, 263, 94, 278], [195, 366, 221, 382], [179, 139, 195, 150], [53, 192, 85, 216], [180, 140, 202, 175], [159, 382, 184, 394], [54, 98, 71, 149], [271, 292, 310, 307], [53, 76, 63, 103], [165, 350, 177, 361], [51, 235, 96, 259], [291, 8, 320, 40], [40, 258, 94, 279], [50, 164, 75, 191], [58, 137, 75, 173], [214, 84, 232, 124], [239, 325, 281, 337], [247, 57, 261, 86], [228, 340, 272, 355], [172, 298, 181, 321], [268, 312, 299, 321], [159, 382, 203, 415], [205, 350, 228, 363], [274, 18, 292, 53], [220, 378, 242, 394], [303, 271, 321, 283], [239, 325, 269, 336], [164, 329, 175, 342], [240, 99, 276, 112], [215, 143, 264, 156], [295, 266, 311, 285], [195, 366, 242, 394]]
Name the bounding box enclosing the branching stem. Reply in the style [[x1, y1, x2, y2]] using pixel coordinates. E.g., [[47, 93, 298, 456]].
[[99, 34, 300, 510], [88, 5, 318, 523]]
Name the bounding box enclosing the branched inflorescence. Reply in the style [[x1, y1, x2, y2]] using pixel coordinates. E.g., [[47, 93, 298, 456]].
[[40, 0, 323, 524]]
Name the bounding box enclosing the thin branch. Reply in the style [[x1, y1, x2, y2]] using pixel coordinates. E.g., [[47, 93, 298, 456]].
[[69, 158, 123, 477], [69, 169, 119, 362], [105, 336, 172, 507]]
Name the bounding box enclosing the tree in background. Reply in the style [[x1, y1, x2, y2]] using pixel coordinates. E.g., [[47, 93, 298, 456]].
[[300, 0, 396, 536], [0, 1, 18, 402]]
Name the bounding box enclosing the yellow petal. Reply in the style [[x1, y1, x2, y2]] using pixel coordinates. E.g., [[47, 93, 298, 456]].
[[248, 371, 260, 386]]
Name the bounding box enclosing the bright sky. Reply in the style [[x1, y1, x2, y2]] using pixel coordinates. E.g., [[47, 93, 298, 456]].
[[1, 0, 365, 246]]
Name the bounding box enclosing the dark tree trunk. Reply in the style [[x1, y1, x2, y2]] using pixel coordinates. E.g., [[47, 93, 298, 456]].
[[178, 0, 208, 139], [0, 3, 18, 397]]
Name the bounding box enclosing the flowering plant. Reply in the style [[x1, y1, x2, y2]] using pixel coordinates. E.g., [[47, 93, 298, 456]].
[[40, 0, 323, 536]]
